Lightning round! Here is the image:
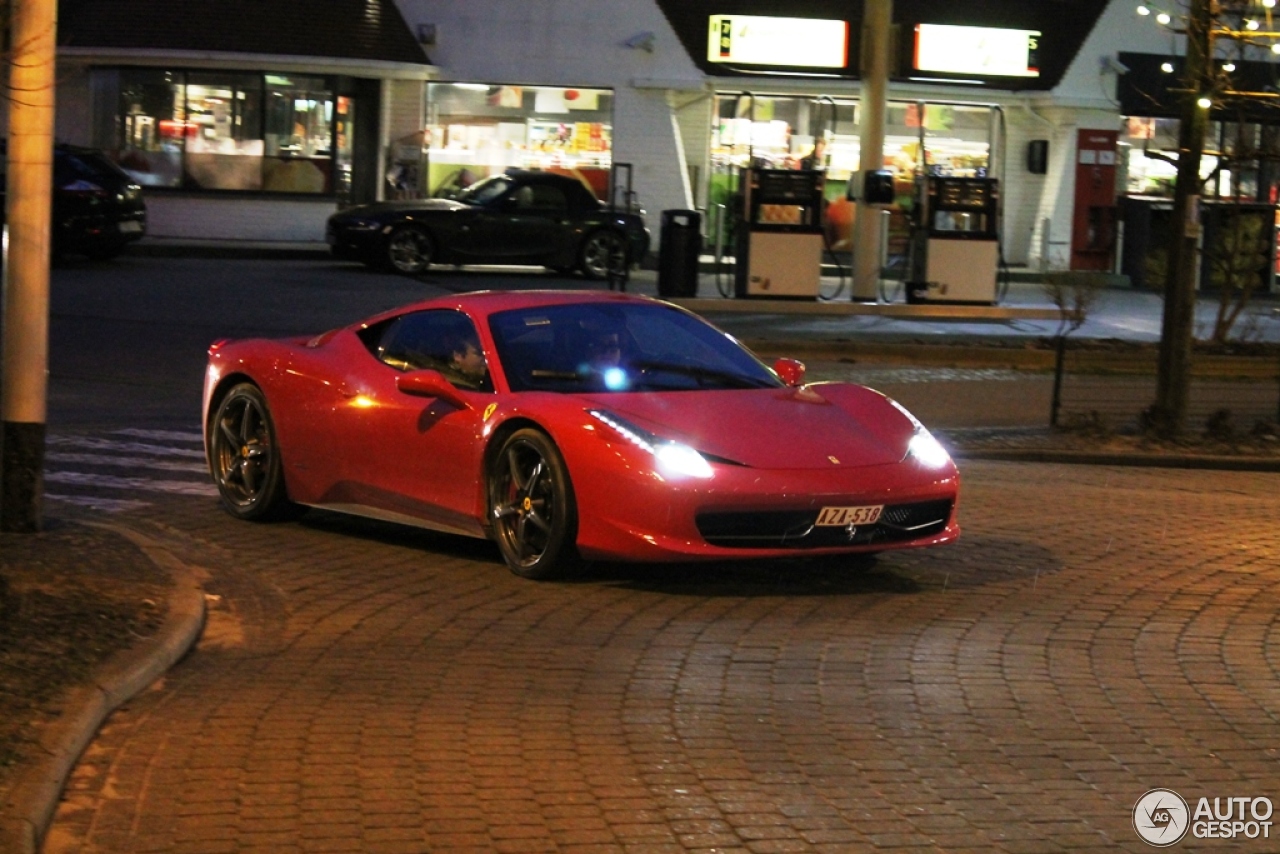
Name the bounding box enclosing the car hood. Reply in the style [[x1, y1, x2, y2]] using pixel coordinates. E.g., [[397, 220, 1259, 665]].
[[578, 384, 915, 469]]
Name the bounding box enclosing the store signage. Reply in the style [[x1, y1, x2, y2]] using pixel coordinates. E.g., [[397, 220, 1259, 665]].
[[914, 24, 1040, 78], [707, 15, 848, 68]]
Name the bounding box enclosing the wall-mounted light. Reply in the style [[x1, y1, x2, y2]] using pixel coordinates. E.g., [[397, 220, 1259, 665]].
[[1197, 96, 1213, 109], [1223, 61, 1237, 72], [1156, 12, 1172, 24], [1266, 0, 1277, 9], [1272, 41, 1280, 54], [1247, 18, 1261, 30], [1136, 3, 1151, 15], [1161, 61, 1176, 72]]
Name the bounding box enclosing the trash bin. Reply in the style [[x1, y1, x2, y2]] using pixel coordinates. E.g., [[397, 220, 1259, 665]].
[[657, 209, 702, 298]]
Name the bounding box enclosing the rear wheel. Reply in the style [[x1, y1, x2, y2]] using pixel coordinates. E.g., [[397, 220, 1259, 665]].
[[488, 429, 579, 579], [209, 383, 299, 521], [578, 230, 626, 280], [385, 226, 434, 274]]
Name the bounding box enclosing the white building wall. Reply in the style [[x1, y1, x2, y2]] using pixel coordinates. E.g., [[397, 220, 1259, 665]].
[[54, 66, 93, 144], [145, 196, 336, 241], [399, 0, 706, 232], [1022, 0, 1172, 270]]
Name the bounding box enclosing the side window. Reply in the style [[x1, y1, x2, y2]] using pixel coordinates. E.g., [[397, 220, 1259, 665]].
[[374, 310, 492, 392], [528, 184, 568, 213], [510, 185, 535, 210]]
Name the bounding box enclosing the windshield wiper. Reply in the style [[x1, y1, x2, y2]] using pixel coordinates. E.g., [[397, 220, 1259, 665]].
[[631, 360, 774, 389]]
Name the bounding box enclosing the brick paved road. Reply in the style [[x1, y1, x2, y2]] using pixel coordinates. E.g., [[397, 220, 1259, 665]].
[[46, 462, 1280, 853]]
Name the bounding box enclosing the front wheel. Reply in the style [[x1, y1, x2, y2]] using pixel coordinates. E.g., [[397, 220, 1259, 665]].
[[384, 226, 434, 274], [488, 429, 579, 579], [578, 230, 627, 280], [209, 383, 299, 521]]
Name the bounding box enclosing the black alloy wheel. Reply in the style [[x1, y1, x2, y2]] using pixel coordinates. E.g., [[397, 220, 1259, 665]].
[[488, 428, 580, 579], [385, 226, 434, 274], [209, 383, 299, 521], [578, 230, 627, 280]]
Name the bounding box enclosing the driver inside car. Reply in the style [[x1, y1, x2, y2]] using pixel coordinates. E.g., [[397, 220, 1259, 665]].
[[444, 331, 489, 389]]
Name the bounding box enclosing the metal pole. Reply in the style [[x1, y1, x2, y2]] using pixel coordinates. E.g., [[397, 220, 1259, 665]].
[[2, 0, 58, 532], [852, 0, 891, 300]]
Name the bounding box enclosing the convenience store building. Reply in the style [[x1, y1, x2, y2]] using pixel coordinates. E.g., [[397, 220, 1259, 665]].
[[38, 0, 1274, 280]]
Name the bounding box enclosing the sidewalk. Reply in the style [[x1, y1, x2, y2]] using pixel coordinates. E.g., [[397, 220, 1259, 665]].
[[131, 236, 1280, 348], [0, 522, 206, 854]]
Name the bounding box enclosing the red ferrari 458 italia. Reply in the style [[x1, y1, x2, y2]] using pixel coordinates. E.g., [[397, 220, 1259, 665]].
[[203, 291, 959, 578]]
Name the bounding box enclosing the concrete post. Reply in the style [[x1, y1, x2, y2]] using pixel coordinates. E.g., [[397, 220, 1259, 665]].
[[1, 0, 58, 531], [852, 0, 892, 301]]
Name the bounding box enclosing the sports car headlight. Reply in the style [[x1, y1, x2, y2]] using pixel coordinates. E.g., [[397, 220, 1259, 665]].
[[887, 399, 952, 469], [588, 410, 713, 479], [907, 430, 951, 469]]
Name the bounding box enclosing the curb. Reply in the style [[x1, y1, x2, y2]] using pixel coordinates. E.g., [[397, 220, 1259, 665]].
[[0, 524, 206, 854], [953, 447, 1280, 471]]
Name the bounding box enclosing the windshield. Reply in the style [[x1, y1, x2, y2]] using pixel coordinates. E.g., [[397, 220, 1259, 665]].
[[489, 302, 781, 393], [456, 174, 513, 206]]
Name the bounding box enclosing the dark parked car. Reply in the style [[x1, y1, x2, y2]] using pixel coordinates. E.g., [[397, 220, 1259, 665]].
[[0, 143, 147, 260], [326, 169, 649, 279]]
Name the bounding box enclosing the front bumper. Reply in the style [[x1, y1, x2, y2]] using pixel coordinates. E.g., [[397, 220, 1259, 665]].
[[570, 453, 959, 562]]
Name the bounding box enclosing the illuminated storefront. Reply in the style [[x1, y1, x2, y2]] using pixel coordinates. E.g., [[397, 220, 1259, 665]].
[[705, 93, 999, 253], [401, 83, 614, 200], [1117, 51, 1280, 291], [91, 69, 357, 196], [46, 0, 431, 241]]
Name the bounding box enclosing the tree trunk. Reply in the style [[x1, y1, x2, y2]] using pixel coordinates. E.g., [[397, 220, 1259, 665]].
[[1153, 0, 1213, 437]]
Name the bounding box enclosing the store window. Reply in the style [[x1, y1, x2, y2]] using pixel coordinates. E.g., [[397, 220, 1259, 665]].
[[414, 83, 613, 201], [711, 94, 993, 182], [263, 75, 333, 193], [1123, 116, 1278, 202], [114, 69, 185, 188], [184, 73, 264, 190], [94, 68, 338, 195]]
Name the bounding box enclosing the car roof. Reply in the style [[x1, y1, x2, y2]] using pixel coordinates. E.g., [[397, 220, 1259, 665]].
[[502, 169, 579, 184], [356, 290, 669, 329]]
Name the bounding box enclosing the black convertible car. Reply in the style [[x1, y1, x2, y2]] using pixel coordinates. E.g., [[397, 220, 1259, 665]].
[[326, 169, 649, 279]]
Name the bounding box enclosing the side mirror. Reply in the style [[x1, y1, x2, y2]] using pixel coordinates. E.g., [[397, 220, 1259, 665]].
[[773, 357, 806, 387], [396, 369, 472, 408]]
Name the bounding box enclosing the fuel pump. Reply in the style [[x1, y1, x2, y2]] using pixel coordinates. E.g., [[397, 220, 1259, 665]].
[[734, 166, 826, 298], [905, 175, 1000, 304]]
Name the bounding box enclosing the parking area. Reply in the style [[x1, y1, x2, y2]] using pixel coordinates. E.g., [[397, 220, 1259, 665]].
[[46, 460, 1280, 853]]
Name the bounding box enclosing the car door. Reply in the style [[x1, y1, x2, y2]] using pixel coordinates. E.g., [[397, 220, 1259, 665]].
[[465, 181, 571, 261], [331, 309, 493, 535]]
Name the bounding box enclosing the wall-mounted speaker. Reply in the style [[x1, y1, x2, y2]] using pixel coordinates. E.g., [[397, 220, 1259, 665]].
[[1027, 139, 1049, 175]]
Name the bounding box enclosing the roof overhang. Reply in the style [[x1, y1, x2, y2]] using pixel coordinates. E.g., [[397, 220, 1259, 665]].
[[57, 47, 437, 81]]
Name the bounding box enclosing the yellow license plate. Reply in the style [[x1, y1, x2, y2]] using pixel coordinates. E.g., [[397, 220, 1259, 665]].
[[815, 505, 883, 526]]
